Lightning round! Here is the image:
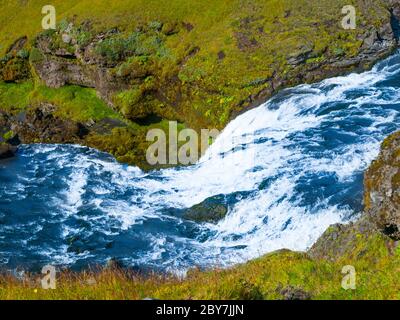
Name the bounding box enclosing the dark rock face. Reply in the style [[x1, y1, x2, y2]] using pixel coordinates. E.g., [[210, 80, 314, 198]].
[[364, 132, 400, 240], [32, 34, 130, 107], [235, 6, 400, 117], [27, 2, 400, 130], [0, 143, 17, 159], [308, 218, 377, 261], [11, 104, 90, 144], [0, 112, 19, 159], [0, 104, 89, 149]]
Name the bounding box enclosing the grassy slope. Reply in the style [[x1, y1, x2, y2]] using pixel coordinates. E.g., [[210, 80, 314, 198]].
[[0, 0, 392, 128], [0, 0, 393, 167], [0, 81, 121, 121], [1, 232, 399, 300]]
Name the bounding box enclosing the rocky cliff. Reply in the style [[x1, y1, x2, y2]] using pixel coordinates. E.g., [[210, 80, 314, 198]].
[[309, 130, 400, 264], [1, 0, 400, 168]]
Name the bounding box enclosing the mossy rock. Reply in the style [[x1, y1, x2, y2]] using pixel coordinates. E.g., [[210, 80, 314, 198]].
[[183, 195, 229, 223]]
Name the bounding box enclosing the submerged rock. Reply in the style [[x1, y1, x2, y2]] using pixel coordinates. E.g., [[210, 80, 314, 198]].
[[183, 195, 228, 223]]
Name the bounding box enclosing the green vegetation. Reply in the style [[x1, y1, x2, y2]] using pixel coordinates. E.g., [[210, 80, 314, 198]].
[[0, 231, 399, 300], [2, 130, 14, 141], [95, 31, 168, 63], [0, 80, 120, 122], [0, 0, 395, 166], [31, 85, 121, 122], [0, 81, 33, 112], [0, 0, 394, 129]]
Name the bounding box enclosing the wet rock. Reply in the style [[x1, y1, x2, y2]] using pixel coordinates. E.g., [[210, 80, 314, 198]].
[[12, 104, 90, 144], [5, 134, 20, 147], [183, 195, 228, 223], [0, 143, 17, 159], [0, 118, 20, 159]]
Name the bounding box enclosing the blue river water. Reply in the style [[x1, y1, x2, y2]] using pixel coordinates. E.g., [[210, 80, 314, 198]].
[[1, 53, 400, 273]]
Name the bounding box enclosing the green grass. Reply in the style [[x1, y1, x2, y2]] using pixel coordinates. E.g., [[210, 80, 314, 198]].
[[30, 85, 122, 122], [0, 0, 394, 129], [0, 232, 399, 300], [0, 80, 121, 122], [0, 81, 33, 112]]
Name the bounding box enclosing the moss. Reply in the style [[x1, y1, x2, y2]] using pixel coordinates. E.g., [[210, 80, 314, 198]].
[[114, 87, 143, 116], [0, 81, 33, 112], [0, 0, 392, 136], [29, 85, 122, 122], [16, 49, 29, 59], [306, 55, 326, 64], [29, 47, 45, 64], [2, 130, 14, 141], [94, 29, 167, 65]]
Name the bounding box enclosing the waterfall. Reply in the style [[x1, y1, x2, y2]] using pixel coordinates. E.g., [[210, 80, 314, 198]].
[[1, 52, 400, 272]]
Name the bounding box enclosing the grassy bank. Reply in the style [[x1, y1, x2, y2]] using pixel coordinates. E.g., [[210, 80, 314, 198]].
[[0, 0, 394, 127], [0, 0, 396, 167], [0, 230, 399, 300]]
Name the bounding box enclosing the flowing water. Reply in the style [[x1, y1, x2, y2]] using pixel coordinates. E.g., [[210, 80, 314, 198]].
[[1, 53, 400, 273]]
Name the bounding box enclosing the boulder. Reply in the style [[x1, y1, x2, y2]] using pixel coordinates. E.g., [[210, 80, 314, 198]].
[[183, 195, 228, 223], [279, 286, 311, 300]]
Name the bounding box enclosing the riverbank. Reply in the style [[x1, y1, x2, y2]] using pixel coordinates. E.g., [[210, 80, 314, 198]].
[[1, 0, 400, 168]]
